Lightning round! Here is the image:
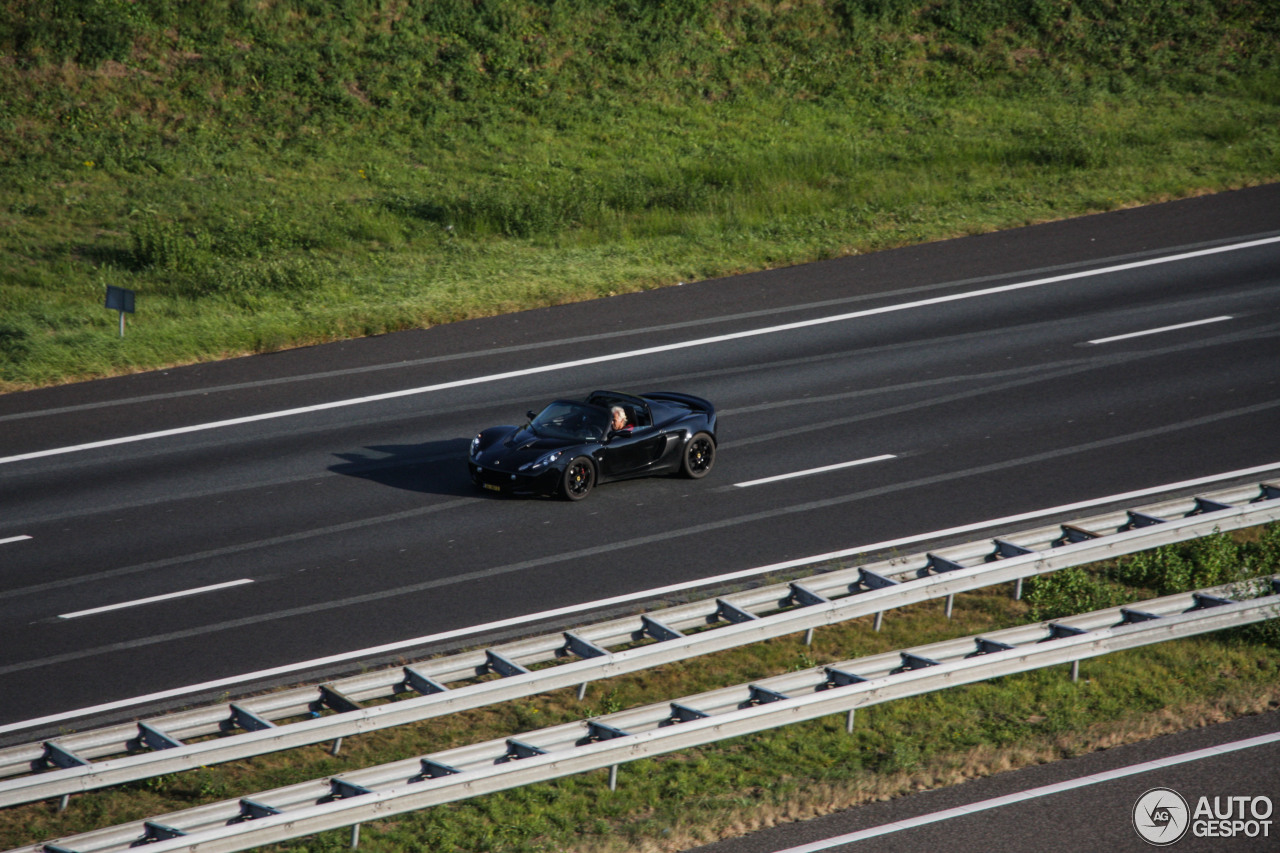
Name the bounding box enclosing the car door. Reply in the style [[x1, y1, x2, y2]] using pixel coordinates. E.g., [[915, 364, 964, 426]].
[[598, 427, 668, 478]]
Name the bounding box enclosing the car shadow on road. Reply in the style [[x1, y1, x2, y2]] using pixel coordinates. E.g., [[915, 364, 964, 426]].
[[329, 438, 479, 497]]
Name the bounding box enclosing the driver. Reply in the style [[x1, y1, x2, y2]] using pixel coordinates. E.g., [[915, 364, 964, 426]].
[[610, 406, 633, 434]]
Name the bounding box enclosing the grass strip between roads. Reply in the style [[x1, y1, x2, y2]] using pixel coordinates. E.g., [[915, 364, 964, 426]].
[[2, 527, 1278, 853]]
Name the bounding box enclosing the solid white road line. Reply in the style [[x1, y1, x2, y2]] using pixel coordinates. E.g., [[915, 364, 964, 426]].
[[3, 460, 1278, 736], [771, 731, 1280, 852], [3, 236, 1278, 467], [56, 579, 255, 620], [1087, 315, 1234, 345], [734, 455, 897, 488], [0, 535, 32, 546]]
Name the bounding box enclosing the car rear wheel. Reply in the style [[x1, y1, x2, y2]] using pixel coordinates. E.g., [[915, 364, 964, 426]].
[[681, 432, 715, 479], [561, 457, 595, 501]]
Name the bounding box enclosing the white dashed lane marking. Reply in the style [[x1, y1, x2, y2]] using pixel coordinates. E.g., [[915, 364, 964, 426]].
[[57, 579, 255, 620], [1087, 315, 1233, 345], [733, 455, 897, 488]]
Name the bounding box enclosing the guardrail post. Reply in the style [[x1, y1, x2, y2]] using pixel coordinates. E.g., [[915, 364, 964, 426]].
[[1120, 608, 1162, 624], [230, 703, 277, 732], [608, 765, 618, 791], [787, 582, 829, 608], [1071, 661, 1080, 683], [350, 823, 360, 849], [58, 794, 69, 813], [873, 612, 884, 631], [742, 685, 789, 707], [668, 703, 710, 724], [1013, 578, 1023, 600], [715, 598, 759, 624], [240, 799, 282, 820], [482, 649, 531, 678], [331, 737, 343, 756], [1054, 523, 1099, 546], [41, 741, 89, 770], [316, 685, 362, 714], [137, 722, 183, 752], [578, 682, 589, 701], [330, 780, 374, 799], [1192, 497, 1233, 514], [401, 668, 448, 697], [945, 595, 954, 619], [856, 568, 899, 591], [561, 632, 608, 659], [804, 628, 814, 646], [1191, 593, 1234, 610], [1123, 510, 1168, 530], [501, 739, 548, 762], [1048, 623, 1088, 640], [898, 654, 941, 672], [926, 553, 965, 574], [635, 615, 684, 643], [143, 821, 186, 842], [845, 709, 855, 734]]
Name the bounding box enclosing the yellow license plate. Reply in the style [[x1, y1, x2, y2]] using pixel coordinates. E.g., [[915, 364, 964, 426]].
[[483, 483, 503, 492]]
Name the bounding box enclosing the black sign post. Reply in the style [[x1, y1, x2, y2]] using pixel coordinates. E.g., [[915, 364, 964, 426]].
[[104, 286, 135, 338]]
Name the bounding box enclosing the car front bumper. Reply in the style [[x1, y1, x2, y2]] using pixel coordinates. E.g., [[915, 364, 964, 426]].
[[468, 462, 561, 496]]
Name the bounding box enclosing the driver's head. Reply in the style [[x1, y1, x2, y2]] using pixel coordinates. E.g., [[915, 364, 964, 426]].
[[610, 406, 627, 429]]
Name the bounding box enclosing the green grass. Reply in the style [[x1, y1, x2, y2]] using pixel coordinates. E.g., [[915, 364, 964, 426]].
[[2, 1, 1279, 390], [3, 527, 1278, 853]]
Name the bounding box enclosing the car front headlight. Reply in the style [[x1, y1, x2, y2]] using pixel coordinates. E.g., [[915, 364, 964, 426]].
[[520, 450, 563, 472], [470, 434, 482, 458]]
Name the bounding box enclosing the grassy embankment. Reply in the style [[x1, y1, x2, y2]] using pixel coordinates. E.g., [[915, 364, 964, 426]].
[[2, 529, 1278, 853], [1, 1, 1278, 390]]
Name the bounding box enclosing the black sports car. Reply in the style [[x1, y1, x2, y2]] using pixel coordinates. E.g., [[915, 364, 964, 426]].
[[468, 390, 717, 500]]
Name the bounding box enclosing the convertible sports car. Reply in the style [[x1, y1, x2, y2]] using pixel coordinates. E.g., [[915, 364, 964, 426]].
[[468, 390, 717, 500]]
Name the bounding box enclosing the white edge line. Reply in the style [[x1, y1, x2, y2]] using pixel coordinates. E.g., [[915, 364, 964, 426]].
[[4, 237, 1279, 467], [773, 731, 1280, 853], [3, 460, 1279, 736], [56, 579, 256, 620], [1087, 315, 1234, 345], [0, 535, 32, 546], [734, 454, 898, 488]]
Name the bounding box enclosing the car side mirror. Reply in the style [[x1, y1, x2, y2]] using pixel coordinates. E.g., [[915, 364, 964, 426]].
[[526, 411, 537, 421]]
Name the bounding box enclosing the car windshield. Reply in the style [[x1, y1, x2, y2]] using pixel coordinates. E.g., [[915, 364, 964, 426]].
[[529, 401, 609, 442]]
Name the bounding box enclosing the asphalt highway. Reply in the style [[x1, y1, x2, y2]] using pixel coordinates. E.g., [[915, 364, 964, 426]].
[[1, 185, 1278, 741]]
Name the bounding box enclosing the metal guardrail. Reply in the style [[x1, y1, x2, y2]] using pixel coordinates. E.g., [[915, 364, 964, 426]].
[[2, 482, 1277, 810], [13, 577, 1279, 853]]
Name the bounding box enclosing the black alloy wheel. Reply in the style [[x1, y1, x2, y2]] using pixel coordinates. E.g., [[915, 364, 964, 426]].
[[561, 457, 596, 501], [681, 432, 715, 478]]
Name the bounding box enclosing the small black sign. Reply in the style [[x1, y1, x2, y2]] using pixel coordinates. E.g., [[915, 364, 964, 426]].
[[105, 285, 135, 314]]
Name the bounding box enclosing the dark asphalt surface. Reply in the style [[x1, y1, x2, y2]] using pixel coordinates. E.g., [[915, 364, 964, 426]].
[[684, 709, 1280, 853], [1, 184, 1278, 741]]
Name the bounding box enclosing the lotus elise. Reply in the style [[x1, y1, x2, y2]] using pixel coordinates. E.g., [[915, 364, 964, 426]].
[[468, 390, 716, 500]]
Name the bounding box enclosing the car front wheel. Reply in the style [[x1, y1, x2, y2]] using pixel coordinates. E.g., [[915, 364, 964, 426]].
[[681, 432, 715, 479], [561, 457, 596, 501]]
